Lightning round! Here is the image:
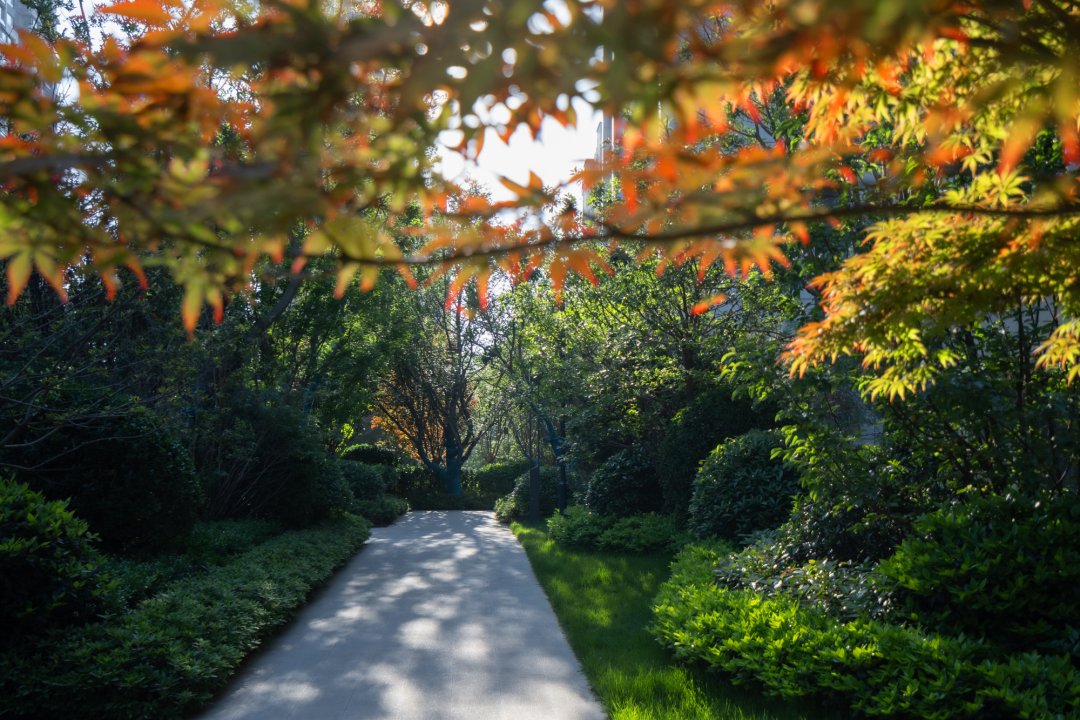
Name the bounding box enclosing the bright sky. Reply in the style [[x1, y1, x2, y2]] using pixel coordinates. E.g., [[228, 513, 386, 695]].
[[434, 96, 600, 203]]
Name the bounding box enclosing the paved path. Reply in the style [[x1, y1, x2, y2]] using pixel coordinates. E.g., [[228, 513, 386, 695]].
[[196, 511, 606, 720]]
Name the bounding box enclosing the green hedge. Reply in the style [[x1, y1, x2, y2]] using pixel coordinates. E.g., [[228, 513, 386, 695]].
[[651, 544, 1080, 720], [494, 466, 562, 522], [351, 495, 410, 526], [546, 506, 687, 553], [463, 459, 530, 496], [0, 514, 372, 720], [688, 430, 800, 541]]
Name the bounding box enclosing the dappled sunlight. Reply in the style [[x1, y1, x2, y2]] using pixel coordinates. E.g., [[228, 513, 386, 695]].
[[196, 511, 603, 720]]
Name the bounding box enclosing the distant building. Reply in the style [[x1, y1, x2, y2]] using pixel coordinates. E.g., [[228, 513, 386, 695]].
[[0, 0, 39, 44]]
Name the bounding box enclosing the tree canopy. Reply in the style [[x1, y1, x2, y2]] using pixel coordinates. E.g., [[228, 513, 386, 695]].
[[2, 0, 1080, 392]]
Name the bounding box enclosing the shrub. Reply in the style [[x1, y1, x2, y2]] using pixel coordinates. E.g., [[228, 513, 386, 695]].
[[656, 384, 774, 514], [195, 394, 352, 529], [464, 459, 530, 496], [350, 496, 409, 526], [712, 530, 900, 622], [101, 519, 286, 612], [15, 409, 202, 551], [340, 461, 397, 502], [0, 478, 110, 644], [408, 491, 501, 511], [547, 506, 687, 553], [688, 430, 799, 541], [585, 448, 663, 518], [879, 492, 1080, 654], [341, 443, 399, 466], [395, 464, 444, 496], [0, 514, 372, 720], [651, 544, 1080, 720], [494, 466, 561, 523]]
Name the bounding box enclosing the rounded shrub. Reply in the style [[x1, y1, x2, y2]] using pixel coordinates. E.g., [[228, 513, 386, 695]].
[[494, 466, 561, 523], [16, 408, 203, 551], [656, 384, 774, 515], [689, 430, 800, 541], [879, 492, 1080, 653], [585, 448, 663, 518], [464, 459, 530, 496], [340, 461, 397, 502], [342, 443, 399, 466], [0, 477, 109, 644]]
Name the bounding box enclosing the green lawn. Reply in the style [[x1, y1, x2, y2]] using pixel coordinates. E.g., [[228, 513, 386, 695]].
[[510, 522, 844, 720]]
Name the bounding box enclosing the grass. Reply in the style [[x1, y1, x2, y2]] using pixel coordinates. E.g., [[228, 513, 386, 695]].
[[510, 521, 845, 720]]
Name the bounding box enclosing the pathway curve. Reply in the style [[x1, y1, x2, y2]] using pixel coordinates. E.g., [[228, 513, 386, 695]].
[[196, 511, 606, 720]]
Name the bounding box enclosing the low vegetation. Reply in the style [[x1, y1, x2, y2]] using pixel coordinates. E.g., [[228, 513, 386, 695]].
[[0, 508, 372, 720], [510, 523, 839, 720]]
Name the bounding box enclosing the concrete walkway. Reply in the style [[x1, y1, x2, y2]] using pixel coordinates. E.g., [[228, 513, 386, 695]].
[[196, 511, 606, 720]]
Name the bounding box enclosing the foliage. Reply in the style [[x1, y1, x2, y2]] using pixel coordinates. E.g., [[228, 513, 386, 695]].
[[493, 466, 563, 523], [392, 464, 444, 497], [0, 478, 110, 644], [13, 408, 202, 551], [585, 448, 663, 519], [374, 277, 504, 496], [194, 391, 352, 528], [340, 461, 397, 503], [341, 444, 399, 466], [651, 544, 1080, 720], [463, 459, 530, 496], [406, 491, 501, 512], [547, 506, 688, 554], [689, 431, 800, 542], [101, 519, 286, 611], [350, 496, 409, 527], [712, 532, 899, 623], [0, 515, 372, 720], [509, 524, 823, 720], [3, 0, 1080, 397], [657, 384, 775, 515], [879, 493, 1080, 655]]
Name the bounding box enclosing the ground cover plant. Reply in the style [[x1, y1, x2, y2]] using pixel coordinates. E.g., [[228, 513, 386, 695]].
[[651, 543, 1080, 720], [0, 514, 372, 720], [511, 522, 841, 720]]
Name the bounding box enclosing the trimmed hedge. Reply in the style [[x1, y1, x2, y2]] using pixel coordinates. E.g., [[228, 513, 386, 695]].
[[546, 506, 687, 553], [879, 493, 1080, 653], [494, 466, 561, 522], [464, 459, 530, 496], [688, 430, 800, 541], [351, 496, 410, 526], [0, 514, 372, 720], [651, 544, 1080, 720]]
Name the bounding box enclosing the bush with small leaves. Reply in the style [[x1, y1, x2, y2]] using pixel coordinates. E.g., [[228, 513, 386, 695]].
[[656, 384, 774, 514], [494, 466, 561, 523], [585, 448, 663, 518], [15, 409, 203, 551], [341, 444, 399, 466], [547, 506, 687, 553], [651, 543, 1080, 720], [879, 492, 1080, 655], [689, 430, 800, 541], [0, 477, 110, 645], [0, 514, 372, 720], [464, 459, 530, 496], [350, 496, 410, 526]]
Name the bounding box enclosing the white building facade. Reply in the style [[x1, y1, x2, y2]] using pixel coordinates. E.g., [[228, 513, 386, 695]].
[[0, 0, 38, 44]]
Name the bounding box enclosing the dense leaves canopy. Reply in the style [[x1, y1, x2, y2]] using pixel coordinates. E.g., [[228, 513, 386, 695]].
[[2, 0, 1080, 390]]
